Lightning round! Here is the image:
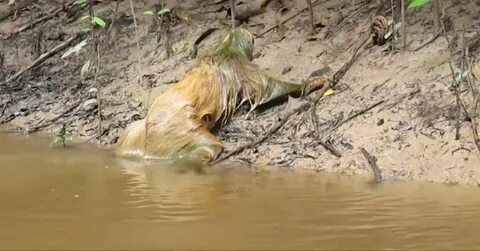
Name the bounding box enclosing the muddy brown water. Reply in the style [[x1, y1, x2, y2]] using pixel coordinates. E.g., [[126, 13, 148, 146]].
[[1, 133, 480, 250]]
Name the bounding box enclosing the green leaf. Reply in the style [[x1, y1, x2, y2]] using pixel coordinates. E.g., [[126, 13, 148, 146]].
[[143, 9, 156, 15], [75, 0, 88, 7], [92, 16, 107, 28], [441, 61, 451, 69], [408, 0, 432, 9], [157, 8, 171, 15]]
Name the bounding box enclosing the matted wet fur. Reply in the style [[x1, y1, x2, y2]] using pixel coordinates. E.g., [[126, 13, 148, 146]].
[[115, 27, 324, 163]]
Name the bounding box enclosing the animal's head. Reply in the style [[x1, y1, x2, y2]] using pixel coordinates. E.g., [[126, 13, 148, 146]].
[[213, 28, 255, 61]]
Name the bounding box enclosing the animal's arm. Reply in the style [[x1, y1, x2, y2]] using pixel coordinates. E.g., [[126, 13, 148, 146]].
[[241, 63, 325, 105]]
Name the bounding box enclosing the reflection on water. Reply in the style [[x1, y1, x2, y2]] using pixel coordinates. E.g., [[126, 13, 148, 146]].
[[1, 133, 480, 250]]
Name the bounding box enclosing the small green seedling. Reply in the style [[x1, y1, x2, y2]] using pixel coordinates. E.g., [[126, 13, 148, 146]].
[[75, 0, 88, 8], [51, 123, 72, 148], [441, 62, 471, 92], [81, 15, 107, 29], [143, 7, 171, 17]]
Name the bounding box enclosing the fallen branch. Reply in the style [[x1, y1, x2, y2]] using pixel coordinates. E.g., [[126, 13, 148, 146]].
[[330, 0, 374, 33], [0, 0, 35, 22], [212, 102, 311, 164], [189, 28, 218, 59], [5, 8, 63, 40], [317, 139, 342, 157], [324, 100, 384, 135], [256, 0, 328, 38], [411, 32, 440, 52], [127, 0, 144, 108], [464, 38, 480, 154], [359, 147, 382, 183], [2, 34, 80, 85], [310, 90, 342, 158], [305, 0, 315, 35], [213, 31, 371, 164], [26, 99, 82, 132], [230, 0, 235, 28]]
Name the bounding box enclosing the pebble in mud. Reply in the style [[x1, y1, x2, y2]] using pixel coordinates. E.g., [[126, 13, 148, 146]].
[[81, 99, 98, 112]]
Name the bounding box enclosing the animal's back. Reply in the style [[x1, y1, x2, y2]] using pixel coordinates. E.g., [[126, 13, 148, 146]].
[[115, 63, 224, 161]]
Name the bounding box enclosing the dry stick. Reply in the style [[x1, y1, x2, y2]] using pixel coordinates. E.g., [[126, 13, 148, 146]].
[[390, 0, 396, 48], [411, 32, 440, 52], [127, 0, 144, 107], [190, 28, 218, 59], [256, 0, 328, 38], [0, 0, 35, 21], [27, 99, 82, 132], [401, 0, 406, 50], [448, 61, 470, 140], [231, 0, 235, 28], [308, 33, 370, 157], [359, 147, 382, 183], [324, 100, 385, 135], [305, 0, 315, 35], [106, 1, 120, 39], [164, 15, 172, 58], [213, 102, 311, 164], [87, 0, 102, 133], [315, 33, 371, 106], [332, 0, 375, 33], [94, 43, 102, 132], [463, 37, 480, 153], [5, 8, 63, 40], [433, 0, 441, 33], [2, 34, 79, 84], [213, 33, 371, 164], [310, 87, 342, 158]]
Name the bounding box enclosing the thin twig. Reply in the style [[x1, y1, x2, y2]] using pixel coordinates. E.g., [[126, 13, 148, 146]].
[[212, 103, 311, 164], [213, 31, 371, 164], [106, 0, 120, 38], [332, 0, 375, 33], [231, 0, 235, 28], [95, 43, 102, 132], [190, 28, 218, 59], [463, 33, 480, 153], [359, 147, 382, 183], [5, 8, 63, 40], [2, 34, 79, 85], [401, 0, 406, 50], [433, 0, 441, 33], [128, 0, 144, 107], [310, 97, 342, 158], [27, 100, 82, 132], [256, 0, 328, 38], [0, 0, 36, 22], [324, 100, 385, 135], [305, 0, 315, 35], [411, 32, 440, 52]]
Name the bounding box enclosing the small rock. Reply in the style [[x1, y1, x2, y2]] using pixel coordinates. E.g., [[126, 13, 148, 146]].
[[282, 66, 293, 75], [377, 118, 385, 126], [88, 87, 98, 95], [81, 99, 98, 112], [328, 12, 344, 27], [392, 121, 412, 131]]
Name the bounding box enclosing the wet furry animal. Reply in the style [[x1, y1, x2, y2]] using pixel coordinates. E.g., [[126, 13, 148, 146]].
[[115, 27, 323, 163]]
